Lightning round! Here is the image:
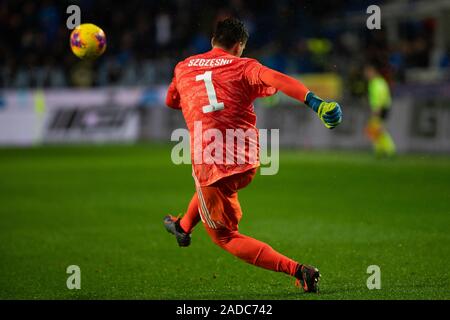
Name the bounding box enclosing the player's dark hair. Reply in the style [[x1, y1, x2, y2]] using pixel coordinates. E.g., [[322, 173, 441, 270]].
[[212, 18, 249, 49]]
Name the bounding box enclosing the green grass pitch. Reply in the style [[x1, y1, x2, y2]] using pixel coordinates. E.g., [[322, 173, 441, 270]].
[[0, 144, 449, 300]]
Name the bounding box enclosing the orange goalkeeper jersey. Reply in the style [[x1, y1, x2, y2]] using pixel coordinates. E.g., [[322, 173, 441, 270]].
[[167, 47, 277, 186]]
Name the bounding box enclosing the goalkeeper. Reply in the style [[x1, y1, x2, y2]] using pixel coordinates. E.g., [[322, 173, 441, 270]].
[[364, 64, 396, 157], [163, 18, 343, 294]]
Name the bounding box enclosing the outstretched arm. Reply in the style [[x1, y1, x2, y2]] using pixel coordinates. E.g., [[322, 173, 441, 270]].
[[166, 78, 181, 109], [259, 67, 343, 129], [259, 67, 310, 103]]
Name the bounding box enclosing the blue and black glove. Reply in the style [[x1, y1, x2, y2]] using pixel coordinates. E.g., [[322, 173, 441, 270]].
[[305, 92, 343, 129]]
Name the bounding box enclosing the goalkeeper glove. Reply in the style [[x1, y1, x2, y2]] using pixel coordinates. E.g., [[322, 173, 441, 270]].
[[305, 92, 343, 129]]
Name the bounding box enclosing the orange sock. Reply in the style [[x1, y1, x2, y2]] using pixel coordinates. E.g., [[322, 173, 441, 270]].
[[179, 193, 201, 233], [206, 227, 299, 277]]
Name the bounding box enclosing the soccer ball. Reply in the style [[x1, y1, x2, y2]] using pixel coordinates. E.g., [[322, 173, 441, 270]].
[[70, 23, 107, 59]]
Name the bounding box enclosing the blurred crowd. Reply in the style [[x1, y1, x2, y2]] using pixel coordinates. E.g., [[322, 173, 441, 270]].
[[1, 0, 449, 89]]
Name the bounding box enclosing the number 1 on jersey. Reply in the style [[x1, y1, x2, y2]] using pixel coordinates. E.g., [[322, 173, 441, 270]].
[[195, 71, 224, 113]]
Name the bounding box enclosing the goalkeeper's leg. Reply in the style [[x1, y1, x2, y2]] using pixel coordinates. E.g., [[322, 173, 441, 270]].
[[164, 193, 201, 247], [197, 171, 299, 275], [206, 227, 299, 276], [179, 193, 201, 233], [201, 206, 320, 292], [192, 169, 320, 292]]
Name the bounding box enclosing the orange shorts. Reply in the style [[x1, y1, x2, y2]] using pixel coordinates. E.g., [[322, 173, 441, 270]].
[[196, 168, 257, 231]]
